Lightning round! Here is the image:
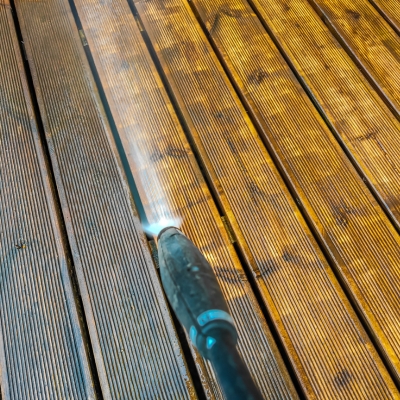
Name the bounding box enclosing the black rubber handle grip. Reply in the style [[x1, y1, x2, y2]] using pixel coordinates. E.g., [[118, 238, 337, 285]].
[[158, 227, 263, 399], [208, 332, 263, 400], [158, 227, 237, 355]]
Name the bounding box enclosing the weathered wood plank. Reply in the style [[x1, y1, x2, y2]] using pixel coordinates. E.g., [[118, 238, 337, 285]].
[[13, 0, 195, 397], [0, 7, 94, 399]]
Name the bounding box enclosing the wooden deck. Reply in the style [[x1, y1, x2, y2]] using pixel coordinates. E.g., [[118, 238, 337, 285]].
[[1, 0, 399, 398]]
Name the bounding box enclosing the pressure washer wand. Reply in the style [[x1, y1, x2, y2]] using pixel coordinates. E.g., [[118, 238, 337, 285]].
[[157, 227, 263, 400]]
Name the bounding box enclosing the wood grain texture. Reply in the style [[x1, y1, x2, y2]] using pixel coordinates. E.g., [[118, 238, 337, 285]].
[[246, 0, 400, 232], [5, 0, 400, 396], [133, 0, 399, 398], [71, 0, 298, 398], [0, 7, 94, 399], [187, 0, 400, 388], [13, 0, 195, 397], [367, 0, 400, 35], [305, 0, 400, 114]]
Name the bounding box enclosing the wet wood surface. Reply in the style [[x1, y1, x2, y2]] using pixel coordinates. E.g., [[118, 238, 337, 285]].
[[367, 0, 400, 34], [187, 0, 400, 386], [0, 6, 94, 399], [305, 0, 400, 114], [135, 0, 400, 397], [13, 0, 197, 397], [246, 0, 400, 239], [2, 0, 400, 397], [72, 0, 299, 397]]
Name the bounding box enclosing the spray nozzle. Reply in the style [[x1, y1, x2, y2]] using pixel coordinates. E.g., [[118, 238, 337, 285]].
[[143, 216, 183, 237]]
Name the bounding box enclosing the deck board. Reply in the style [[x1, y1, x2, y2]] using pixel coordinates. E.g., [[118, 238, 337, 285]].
[[73, 0, 400, 397], [187, 0, 400, 386], [305, 0, 400, 114], [0, 6, 94, 399], [13, 0, 195, 398], [3, 0, 400, 396], [71, 0, 298, 397], [367, 0, 400, 35], [244, 0, 400, 231]]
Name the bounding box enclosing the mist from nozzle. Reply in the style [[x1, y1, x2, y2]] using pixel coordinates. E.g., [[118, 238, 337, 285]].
[[126, 141, 183, 237], [143, 216, 183, 237]]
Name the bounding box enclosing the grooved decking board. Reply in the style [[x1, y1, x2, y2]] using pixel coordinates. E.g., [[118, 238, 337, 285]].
[[134, 0, 398, 398], [305, 0, 400, 115], [71, 0, 298, 398], [13, 0, 195, 398], [0, 6, 94, 399], [187, 0, 400, 386], [367, 0, 400, 35], [243, 0, 400, 229], [72, 0, 393, 397]]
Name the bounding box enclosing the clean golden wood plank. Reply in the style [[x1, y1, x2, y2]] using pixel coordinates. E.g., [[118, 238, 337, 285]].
[[245, 0, 400, 231], [185, 0, 400, 386], [367, 0, 400, 35], [88, 0, 400, 397], [305, 0, 400, 115], [72, 0, 298, 398]]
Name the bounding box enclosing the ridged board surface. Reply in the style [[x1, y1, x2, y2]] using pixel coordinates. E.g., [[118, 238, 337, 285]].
[[13, 0, 195, 398], [305, 0, 400, 114], [367, 0, 400, 34], [189, 0, 400, 385], [0, 7, 94, 399], [133, 0, 398, 398], [245, 0, 400, 229], [72, 0, 297, 398]]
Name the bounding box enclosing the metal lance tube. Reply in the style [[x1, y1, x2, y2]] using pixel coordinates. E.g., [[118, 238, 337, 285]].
[[157, 227, 263, 400]]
